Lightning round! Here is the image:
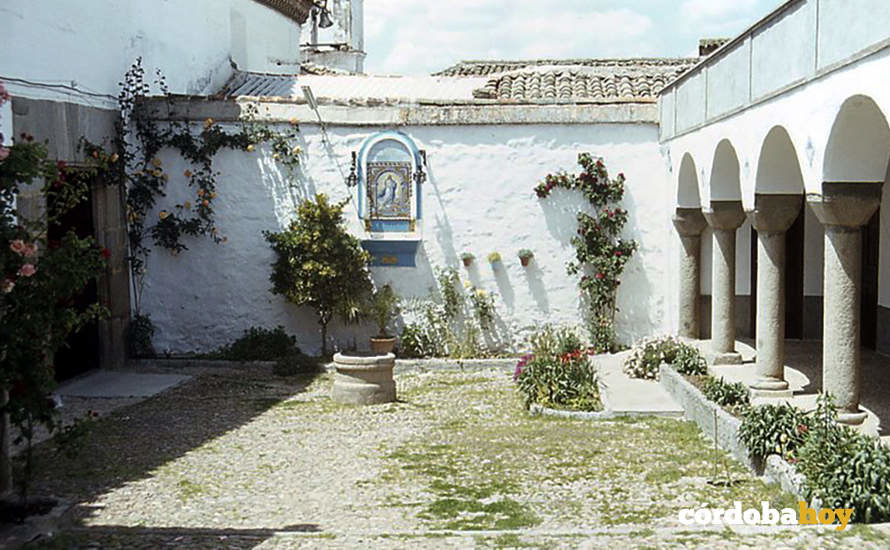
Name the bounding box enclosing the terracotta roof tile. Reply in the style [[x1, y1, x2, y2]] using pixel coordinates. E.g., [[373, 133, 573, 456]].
[[470, 59, 697, 102]]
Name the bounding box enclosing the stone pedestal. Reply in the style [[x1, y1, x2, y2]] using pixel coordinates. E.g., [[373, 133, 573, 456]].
[[331, 352, 396, 405], [673, 208, 708, 339], [703, 201, 746, 365], [809, 182, 883, 425], [747, 194, 801, 397]]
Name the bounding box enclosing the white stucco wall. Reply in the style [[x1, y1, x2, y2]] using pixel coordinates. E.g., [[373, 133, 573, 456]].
[[140, 121, 671, 355], [0, 0, 302, 108]]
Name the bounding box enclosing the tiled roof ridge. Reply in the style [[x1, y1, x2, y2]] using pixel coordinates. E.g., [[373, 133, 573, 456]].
[[434, 57, 699, 76]]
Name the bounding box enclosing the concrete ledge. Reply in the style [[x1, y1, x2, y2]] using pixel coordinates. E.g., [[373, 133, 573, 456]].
[[131, 357, 518, 373], [660, 364, 807, 500], [529, 403, 615, 420], [660, 365, 756, 471]]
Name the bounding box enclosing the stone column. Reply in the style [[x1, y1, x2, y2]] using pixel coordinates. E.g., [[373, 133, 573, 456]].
[[703, 201, 746, 364], [747, 194, 802, 397], [672, 208, 707, 339], [809, 182, 883, 425]]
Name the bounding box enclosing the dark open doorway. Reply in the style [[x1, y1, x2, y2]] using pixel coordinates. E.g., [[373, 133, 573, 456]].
[[861, 209, 880, 350], [48, 170, 100, 381]]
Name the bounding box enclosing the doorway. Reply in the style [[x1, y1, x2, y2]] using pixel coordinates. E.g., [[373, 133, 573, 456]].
[[861, 209, 880, 350], [48, 170, 100, 381]]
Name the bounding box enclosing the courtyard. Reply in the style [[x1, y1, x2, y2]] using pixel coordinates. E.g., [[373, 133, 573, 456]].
[[15, 361, 889, 549]]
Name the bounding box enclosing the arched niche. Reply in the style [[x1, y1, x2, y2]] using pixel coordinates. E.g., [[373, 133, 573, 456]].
[[353, 131, 426, 267]]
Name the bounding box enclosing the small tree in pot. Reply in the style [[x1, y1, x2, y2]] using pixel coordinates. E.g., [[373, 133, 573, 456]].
[[264, 194, 372, 357], [369, 283, 400, 354]]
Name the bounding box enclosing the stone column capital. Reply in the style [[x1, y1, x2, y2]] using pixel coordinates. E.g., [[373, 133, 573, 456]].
[[703, 200, 745, 230], [672, 207, 707, 237], [808, 182, 883, 227], [746, 194, 802, 233]]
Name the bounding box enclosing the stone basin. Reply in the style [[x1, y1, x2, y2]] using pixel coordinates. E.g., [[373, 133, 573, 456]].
[[331, 352, 396, 405]]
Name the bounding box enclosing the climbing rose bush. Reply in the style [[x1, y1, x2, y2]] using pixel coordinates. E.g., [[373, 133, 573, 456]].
[[536, 154, 637, 351]]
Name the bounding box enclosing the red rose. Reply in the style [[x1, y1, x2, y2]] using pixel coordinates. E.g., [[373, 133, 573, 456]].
[[101, 248, 111, 259], [595, 272, 605, 280]]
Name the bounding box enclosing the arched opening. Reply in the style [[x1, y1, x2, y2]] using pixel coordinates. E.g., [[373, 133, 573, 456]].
[[705, 139, 753, 339], [752, 126, 806, 339], [823, 96, 890, 351], [677, 153, 701, 208]]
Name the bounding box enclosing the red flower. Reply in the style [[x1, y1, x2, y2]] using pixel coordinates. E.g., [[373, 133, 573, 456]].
[[595, 272, 605, 280], [57, 160, 67, 170], [797, 424, 808, 434], [101, 248, 111, 259], [615, 250, 622, 257]]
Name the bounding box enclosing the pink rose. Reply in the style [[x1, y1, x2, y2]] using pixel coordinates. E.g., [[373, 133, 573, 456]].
[[22, 242, 38, 258], [1, 279, 13, 294], [9, 240, 25, 255], [17, 264, 36, 278]]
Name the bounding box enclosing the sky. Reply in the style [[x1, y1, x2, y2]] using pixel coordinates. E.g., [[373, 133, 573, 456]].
[[362, 0, 782, 75]]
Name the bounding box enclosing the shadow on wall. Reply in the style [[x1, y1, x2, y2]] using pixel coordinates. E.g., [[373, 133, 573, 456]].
[[491, 261, 516, 310], [425, 158, 460, 266], [523, 260, 551, 314], [613, 182, 659, 343], [540, 188, 588, 245]]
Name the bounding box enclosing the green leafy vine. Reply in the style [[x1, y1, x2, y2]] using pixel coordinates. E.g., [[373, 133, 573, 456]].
[[536, 153, 637, 351]]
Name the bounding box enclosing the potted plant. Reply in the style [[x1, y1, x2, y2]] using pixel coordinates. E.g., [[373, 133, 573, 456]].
[[487, 252, 502, 265], [518, 249, 534, 267], [369, 283, 400, 354], [461, 252, 475, 267]]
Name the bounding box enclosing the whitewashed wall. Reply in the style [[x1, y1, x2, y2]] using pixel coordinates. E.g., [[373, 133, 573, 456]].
[[0, 0, 302, 108], [142, 122, 672, 355]]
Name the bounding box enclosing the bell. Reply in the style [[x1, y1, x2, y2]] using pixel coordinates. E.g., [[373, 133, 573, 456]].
[[318, 8, 334, 28]]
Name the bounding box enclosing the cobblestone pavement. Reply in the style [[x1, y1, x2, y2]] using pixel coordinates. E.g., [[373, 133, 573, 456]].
[[18, 364, 890, 549]]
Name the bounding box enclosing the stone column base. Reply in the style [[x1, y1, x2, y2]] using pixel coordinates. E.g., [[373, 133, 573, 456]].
[[837, 409, 868, 426], [708, 351, 743, 365]]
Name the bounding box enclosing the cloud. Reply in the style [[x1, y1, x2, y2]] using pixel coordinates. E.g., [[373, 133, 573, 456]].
[[363, 1, 655, 75]]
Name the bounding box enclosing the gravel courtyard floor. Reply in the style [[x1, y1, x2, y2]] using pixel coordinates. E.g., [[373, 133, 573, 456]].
[[19, 364, 890, 549]]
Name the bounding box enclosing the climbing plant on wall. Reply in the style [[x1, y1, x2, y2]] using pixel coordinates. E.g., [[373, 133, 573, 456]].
[[84, 58, 302, 322], [535, 153, 637, 351]]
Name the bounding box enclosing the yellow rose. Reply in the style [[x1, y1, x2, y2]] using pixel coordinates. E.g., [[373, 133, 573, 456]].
[[246, 144, 255, 152], [291, 145, 302, 156], [204, 118, 214, 129], [109, 153, 119, 163], [159, 211, 168, 220]]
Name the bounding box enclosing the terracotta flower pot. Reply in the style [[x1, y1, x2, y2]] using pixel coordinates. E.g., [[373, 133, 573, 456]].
[[370, 336, 396, 355], [520, 257, 531, 267], [462, 257, 473, 267]]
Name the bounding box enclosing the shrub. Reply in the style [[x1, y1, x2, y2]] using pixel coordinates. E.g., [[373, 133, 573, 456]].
[[515, 326, 600, 411], [273, 353, 320, 376], [672, 343, 707, 375], [264, 194, 372, 356], [514, 353, 600, 412], [369, 284, 400, 338], [623, 335, 680, 380], [738, 403, 811, 463], [209, 326, 299, 361], [797, 394, 890, 523], [702, 376, 750, 412], [127, 313, 156, 358]]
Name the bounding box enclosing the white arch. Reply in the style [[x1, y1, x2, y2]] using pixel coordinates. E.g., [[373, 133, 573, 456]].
[[823, 95, 890, 182], [677, 153, 702, 208], [755, 126, 805, 194], [709, 139, 742, 201]]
